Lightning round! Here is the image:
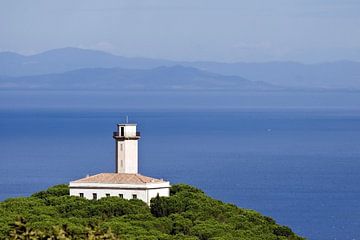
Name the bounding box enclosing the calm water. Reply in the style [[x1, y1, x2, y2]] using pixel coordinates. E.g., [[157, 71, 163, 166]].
[[0, 109, 360, 240]]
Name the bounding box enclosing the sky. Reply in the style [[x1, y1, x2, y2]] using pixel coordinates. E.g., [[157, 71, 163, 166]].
[[1, 0, 360, 63]]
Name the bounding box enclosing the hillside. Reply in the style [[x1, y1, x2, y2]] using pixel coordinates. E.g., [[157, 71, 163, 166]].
[[0, 66, 277, 91], [0, 184, 304, 240]]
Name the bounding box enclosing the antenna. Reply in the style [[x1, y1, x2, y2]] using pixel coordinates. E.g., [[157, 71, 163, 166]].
[[126, 116, 129, 124]]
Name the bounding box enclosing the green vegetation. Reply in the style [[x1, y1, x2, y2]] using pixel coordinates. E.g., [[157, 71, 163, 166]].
[[0, 184, 304, 239]]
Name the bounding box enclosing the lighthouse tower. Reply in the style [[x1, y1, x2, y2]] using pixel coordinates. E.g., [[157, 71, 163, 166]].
[[69, 122, 170, 205], [113, 124, 140, 174]]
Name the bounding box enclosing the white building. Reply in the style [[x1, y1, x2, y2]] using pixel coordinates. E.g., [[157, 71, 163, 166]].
[[69, 123, 170, 205]]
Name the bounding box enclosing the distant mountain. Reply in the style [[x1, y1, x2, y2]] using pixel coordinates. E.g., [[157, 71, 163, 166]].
[[0, 65, 278, 91], [0, 47, 175, 77], [186, 61, 360, 89], [1, 47, 359, 90]]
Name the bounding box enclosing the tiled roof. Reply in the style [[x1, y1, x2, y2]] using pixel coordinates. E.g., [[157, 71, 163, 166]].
[[72, 173, 165, 184]]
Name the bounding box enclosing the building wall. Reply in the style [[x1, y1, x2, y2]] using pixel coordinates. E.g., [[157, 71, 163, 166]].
[[147, 188, 170, 205], [116, 141, 125, 173], [70, 188, 147, 201], [118, 125, 137, 137], [124, 140, 138, 173], [116, 140, 138, 173], [69, 186, 169, 205]]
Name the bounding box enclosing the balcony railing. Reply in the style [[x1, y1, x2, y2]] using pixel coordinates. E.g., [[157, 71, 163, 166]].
[[113, 131, 141, 138]]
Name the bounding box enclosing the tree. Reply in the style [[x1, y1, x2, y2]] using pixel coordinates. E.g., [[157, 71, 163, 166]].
[[150, 194, 169, 217], [1, 184, 305, 240]]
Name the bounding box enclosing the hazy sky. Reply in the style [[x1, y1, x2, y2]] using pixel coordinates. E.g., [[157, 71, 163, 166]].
[[1, 0, 360, 62]]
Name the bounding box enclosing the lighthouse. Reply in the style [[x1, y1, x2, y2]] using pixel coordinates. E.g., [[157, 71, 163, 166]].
[[69, 122, 170, 205], [113, 124, 140, 174]]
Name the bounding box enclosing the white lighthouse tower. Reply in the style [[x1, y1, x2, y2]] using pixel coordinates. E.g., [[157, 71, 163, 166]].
[[69, 121, 170, 205], [113, 124, 140, 174]]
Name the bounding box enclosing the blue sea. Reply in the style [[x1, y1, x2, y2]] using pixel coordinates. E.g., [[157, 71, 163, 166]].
[[0, 108, 360, 240]]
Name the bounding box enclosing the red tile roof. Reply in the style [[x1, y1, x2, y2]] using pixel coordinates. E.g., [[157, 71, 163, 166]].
[[73, 173, 165, 184]]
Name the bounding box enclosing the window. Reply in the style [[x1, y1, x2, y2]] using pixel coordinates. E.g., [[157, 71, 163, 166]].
[[79, 193, 84, 198], [132, 194, 137, 199], [106, 193, 110, 197], [93, 193, 97, 200], [119, 194, 123, 198], [120, 127, 124, 136]]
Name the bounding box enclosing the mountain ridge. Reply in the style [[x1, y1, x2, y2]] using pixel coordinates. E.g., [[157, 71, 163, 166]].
[[0, 65, 278, 91], [1, 47, 360, 90]]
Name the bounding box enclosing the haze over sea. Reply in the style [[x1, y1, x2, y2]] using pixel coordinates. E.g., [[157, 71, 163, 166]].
[[1, 90, 360, 240]]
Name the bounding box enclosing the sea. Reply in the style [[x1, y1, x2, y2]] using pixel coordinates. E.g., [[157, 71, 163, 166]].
[[0, 108, 359, 240]]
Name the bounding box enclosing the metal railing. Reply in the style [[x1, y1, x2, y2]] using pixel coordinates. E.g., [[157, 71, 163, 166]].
[[113, 131, 140, 137]]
